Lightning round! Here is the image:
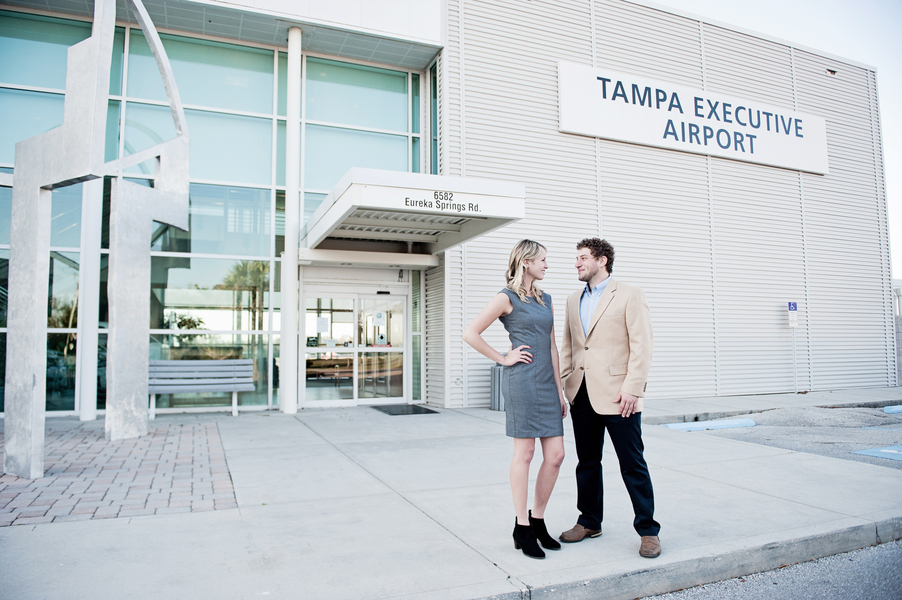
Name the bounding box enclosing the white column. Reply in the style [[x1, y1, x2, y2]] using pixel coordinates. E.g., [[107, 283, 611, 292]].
[[76, 178, 103, 421], [280, 27, 301, 414]]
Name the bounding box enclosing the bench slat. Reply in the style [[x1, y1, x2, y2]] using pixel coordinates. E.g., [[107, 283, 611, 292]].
[[149, 384, 256, 394], [149, 369, 254, 378], [149, 359, 253, 366]]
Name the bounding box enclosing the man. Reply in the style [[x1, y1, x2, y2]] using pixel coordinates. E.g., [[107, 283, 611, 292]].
[[558, 237, 661, 558]]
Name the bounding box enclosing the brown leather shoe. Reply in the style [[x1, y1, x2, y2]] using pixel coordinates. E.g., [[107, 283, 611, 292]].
[[639, 535, 661, 558], [559, 523, 602, 543]]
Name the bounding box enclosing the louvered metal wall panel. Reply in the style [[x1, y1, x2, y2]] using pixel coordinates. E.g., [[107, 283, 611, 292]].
[[447, 246, 466, 407], [595, 0, 704, 87], [794, 48, 895, 389], [424, 254, 445, 406], [443, 2, 464, 176], [702, 24, 794, 105], [598, 141, 717, 398], [430, 0, 893, 403], [709, 158, 811, 393], [457, 0, 597, 406]]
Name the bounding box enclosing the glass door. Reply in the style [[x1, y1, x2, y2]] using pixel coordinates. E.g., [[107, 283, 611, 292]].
[[303, 291, 406, 406], [304, 295, 355, 403], [357, 296, 405, 401]]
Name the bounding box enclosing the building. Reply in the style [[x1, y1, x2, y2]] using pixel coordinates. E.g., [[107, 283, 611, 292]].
[[0, 0, 894, 425]]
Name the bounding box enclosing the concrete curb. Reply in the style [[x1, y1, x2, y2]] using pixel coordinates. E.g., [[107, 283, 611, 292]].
[[480, 518, 902, 600]]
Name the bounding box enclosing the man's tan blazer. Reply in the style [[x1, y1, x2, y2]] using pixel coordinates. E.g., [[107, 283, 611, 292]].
[[560, 278, 653, 415]]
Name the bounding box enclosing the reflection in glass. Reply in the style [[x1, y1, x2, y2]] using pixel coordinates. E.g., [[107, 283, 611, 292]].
[[359, 298, 403, 347], [150, 333, 269, 407], [0, 333, 5, 411], [97, 333, 107, 410], [152, 184, 271, 256], [47, 332, 77, 411], [0, 11, 91, 90], [306, 58, 407, 132], [48, 251, 79, 328], [305, 124, 407, 191], [0, 88, 64, 165], [306, 352, 353, 401], [358, 352, 403, 399], [109, 28, 125, 95], [305, 192, 326, 226], [277, 52, 288, 117], [99, 253, 108, 328], [106, 100, 120, 162], [0, 250, 7, 327], [430, 64, 438, 175], [127, 31, 274, 114], [151, 257, 270, 331], [51, 183, 82, 248], [306, 297, 354, 348], [124, 103, 272, 184], [412, 335, 421, 402]]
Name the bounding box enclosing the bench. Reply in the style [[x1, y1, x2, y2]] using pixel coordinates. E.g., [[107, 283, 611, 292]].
[[148, 359, 255, 418]]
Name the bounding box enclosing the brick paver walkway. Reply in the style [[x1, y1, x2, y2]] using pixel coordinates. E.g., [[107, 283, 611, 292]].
[[0, 421, 237, 526]]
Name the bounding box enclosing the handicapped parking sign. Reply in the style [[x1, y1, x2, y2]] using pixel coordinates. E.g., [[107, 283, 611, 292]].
[[787, 302, 798, 327]]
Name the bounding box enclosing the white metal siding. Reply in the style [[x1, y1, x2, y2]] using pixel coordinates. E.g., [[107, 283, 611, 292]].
[[794, 49, 895, 388], [424, 254, 445, 406], [437, 0, 893, 403]]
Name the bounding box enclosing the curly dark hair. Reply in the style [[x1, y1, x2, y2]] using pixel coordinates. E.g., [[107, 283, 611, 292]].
[[577, 237, 614, 274]]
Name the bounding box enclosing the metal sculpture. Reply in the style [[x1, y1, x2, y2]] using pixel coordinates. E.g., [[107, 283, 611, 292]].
[[3, 0, 189, 478]]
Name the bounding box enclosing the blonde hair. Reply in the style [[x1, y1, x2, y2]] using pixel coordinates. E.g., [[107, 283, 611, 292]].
[[505, 239, 547, 306]]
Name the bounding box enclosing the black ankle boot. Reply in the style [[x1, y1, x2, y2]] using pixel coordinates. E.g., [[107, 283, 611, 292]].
[[513, 519, 545, 559], [529, 510, 561, 550]]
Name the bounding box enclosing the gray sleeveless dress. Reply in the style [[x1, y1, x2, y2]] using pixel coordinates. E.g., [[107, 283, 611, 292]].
[[498, 288, 564, 438]]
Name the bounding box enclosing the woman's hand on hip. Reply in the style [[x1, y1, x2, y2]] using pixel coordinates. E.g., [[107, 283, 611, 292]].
[[501, 345, 532, 366]]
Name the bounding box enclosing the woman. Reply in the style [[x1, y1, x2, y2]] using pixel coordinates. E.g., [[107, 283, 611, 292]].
[[462, 239, 567, 560]]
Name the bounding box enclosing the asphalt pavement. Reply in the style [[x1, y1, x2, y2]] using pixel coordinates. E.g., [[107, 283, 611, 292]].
[[2, 386, 902, 599], [642, 539, 902, 600]]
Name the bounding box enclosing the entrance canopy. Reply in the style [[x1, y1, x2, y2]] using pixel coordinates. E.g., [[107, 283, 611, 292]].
[[299, 168, 526, 269]]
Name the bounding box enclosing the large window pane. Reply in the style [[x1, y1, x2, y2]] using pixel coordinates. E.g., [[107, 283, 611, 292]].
[[151, 257, 270, 331], [0, 11, 90, 90], [124, 104, 273, 184], [304, 192, 326, 227], [305, 124, 406, 191], [152, 184, 271, 257], [127, 31, 274, 114], [149, 333, 269, 407], [0, 88, 64, 165], [47, 332, 77, 411], [306, 297, 354, 348], [306, 58, 407, 131], [51, 183, 82, 248], [186, 109, 272, 185], [48, 251, 79, 329]]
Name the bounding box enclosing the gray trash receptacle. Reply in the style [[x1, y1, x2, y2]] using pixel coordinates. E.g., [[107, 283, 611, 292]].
[[490, 363, 505, 411]]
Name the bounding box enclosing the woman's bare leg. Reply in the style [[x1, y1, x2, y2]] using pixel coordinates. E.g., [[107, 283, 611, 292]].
[[531, 436, 565, 519], [511, 438, 536, 525]]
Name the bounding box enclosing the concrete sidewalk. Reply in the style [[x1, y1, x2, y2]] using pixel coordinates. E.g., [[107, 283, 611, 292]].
[[2, 388, 902, 599]]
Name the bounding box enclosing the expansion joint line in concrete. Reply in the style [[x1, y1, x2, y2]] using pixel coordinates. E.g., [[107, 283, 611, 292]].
[[291, 415, 529, 590]]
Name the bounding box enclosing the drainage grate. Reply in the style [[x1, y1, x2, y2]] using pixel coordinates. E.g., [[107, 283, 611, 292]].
[[371, 404, 438, 416]]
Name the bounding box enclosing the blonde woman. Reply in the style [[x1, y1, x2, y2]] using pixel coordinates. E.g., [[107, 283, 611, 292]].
[[463, 239, 567, 560]]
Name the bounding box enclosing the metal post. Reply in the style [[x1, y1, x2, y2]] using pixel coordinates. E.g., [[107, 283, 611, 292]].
[[280, 27, 301, 414]]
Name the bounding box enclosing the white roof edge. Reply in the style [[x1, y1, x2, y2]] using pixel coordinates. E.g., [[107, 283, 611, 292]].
[[625, 0, 878, 73]]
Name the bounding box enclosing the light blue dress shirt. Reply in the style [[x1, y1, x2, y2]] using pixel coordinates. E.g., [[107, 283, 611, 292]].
[[579, 275, 611, 337]]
